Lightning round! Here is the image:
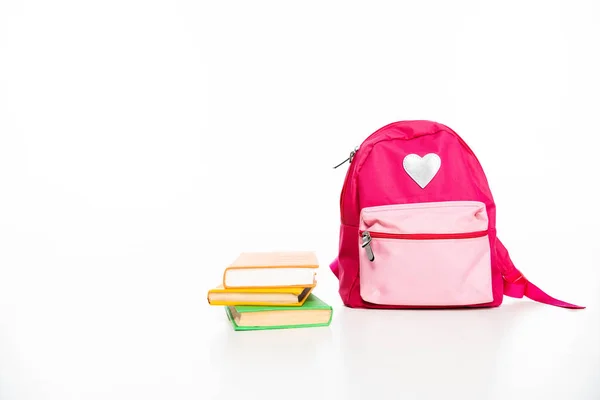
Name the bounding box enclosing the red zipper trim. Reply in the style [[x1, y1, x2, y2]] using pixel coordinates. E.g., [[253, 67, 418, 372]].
[[361, 230, 488, 240]]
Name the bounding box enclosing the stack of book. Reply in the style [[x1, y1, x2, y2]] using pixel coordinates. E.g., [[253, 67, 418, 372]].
[[207, 251, 332, 331]]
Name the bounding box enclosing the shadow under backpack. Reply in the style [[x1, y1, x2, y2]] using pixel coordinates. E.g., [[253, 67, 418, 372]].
[[329, 120, 583, 310]]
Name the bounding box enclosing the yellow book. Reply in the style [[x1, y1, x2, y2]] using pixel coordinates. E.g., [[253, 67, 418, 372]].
[[207, 284, 314, 306]]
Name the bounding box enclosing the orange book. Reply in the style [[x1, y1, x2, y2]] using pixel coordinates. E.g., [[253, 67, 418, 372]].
[[222, 251, 318, 289], [207, 284, 314, 306]]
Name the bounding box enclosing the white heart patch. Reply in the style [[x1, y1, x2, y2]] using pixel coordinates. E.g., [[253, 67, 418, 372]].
[[403, 153, 441, 188]]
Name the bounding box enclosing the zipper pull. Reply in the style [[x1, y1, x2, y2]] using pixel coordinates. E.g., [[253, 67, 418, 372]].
[[361, 231, 375, 262], [333, 147, 358, 169]]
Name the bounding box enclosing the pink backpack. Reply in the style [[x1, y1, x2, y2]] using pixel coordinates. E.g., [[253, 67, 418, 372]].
[[330, 120, 583, 309]]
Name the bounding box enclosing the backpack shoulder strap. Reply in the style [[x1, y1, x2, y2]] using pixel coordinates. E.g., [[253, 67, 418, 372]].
[[329, 257, 340, 279], [496, 238, 584, 309]]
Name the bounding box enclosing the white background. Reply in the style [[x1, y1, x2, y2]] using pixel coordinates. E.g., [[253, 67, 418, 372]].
[[1, 1, 599, 399]]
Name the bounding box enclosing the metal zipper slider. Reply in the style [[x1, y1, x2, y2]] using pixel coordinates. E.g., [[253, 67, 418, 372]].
[[333, 147, 358, 169], [361, 231, 375, 262]]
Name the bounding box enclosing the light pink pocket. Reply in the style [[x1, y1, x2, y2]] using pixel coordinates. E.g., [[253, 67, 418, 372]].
[[358, 201, 493, 306]]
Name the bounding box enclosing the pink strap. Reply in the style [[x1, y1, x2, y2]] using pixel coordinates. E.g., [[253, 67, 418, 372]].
[[329, 257, 339, 279], [503, 269, 585, 309]]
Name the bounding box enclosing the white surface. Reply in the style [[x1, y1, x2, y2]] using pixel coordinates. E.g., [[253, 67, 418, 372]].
[[1, 1, 599, 399]]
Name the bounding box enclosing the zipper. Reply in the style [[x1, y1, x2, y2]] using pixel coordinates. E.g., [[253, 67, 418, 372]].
[[338, 146, 359, 226], [361, 231, 375, 261], [333, 146, 359, 169], [360, 229, 488, 262]]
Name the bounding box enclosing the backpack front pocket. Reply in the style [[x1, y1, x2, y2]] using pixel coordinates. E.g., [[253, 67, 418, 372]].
[[358, 201, 493, 306]]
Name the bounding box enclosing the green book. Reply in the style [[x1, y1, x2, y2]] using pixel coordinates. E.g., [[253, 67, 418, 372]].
[[225, 293, 333, 331]]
